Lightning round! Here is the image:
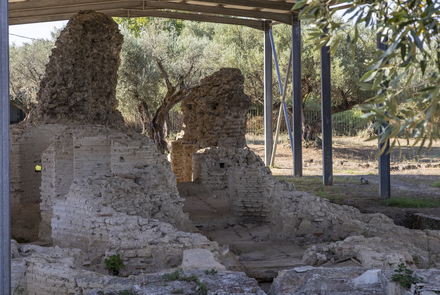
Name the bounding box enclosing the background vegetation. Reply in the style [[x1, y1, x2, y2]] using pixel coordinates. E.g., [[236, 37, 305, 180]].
[[9, 10, 438, 150]]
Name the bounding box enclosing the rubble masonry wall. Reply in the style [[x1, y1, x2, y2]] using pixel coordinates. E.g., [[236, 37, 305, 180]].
[[33, 11, 125, 128], [171, 68, 251, 183]]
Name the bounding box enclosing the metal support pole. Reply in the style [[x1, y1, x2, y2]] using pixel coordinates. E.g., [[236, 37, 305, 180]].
[[321, 27, 333, 185], [1, 0, 11, 293], [269, 31, 294, 167], [264, 21, 273, 166], [292, 16, 302, 177], [269, 29, 283, 94], [377, 33, 390, 199]]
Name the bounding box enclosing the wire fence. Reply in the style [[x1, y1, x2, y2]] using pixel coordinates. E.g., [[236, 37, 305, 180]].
[[246, 108, 369, 136], [124, 108, 369, 137], [123, 111, 183, 134]]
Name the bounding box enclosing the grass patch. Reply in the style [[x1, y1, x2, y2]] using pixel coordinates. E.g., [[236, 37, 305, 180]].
[[381, 198, 440, 208], [344, 169, 362, 175], [274, 175, 352, 202], [432, 180, 440, 187]]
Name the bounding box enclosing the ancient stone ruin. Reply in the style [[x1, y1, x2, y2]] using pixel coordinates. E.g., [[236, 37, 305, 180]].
[[171, 68, 251, 183], [10, 11, 239, 294], [33, 10, 125, 126], [9, 10, 440, 295], [171, 69, 274, 224]]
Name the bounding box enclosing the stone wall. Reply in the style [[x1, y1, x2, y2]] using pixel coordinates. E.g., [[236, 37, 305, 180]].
[[191, 147, 274, 223], [53, 202, 215, 275], [39, 125, 194, 243], [10, 124, 66, 241], [11, 240, 262, 295], [32, 11, 124, 127], [170, 141, 198, 183], [269, 180, 440, 269], [11, 10, 127, 242], [229, 167, 274, 223], [171, 68, 251, 183], [170, 68, 275, 223], [39, 131, 74, 241]]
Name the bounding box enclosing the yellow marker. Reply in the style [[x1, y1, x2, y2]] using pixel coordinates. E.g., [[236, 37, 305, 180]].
[[35, 165, 42, 172]]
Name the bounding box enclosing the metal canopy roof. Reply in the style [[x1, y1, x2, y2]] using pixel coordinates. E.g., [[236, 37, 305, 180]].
[[8, 0, 304, 29]]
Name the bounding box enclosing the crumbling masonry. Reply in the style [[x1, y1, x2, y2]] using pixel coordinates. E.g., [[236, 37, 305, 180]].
[[10, 11, 236, 294], [9, 9, 440, 295], [171, 68, 274, 223]]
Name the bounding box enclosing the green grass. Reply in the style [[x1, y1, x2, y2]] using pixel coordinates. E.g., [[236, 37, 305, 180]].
[[381, 198, 440, 208], [432, 180, 440, 187], [344, 169, 362, 175], [274, 175, 351, 202]]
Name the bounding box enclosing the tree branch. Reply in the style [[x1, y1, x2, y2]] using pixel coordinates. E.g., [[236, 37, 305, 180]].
[[155, 58, 173, 92]]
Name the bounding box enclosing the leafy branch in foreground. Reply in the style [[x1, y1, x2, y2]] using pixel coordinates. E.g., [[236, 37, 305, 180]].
[[294, 0, 440, 154]]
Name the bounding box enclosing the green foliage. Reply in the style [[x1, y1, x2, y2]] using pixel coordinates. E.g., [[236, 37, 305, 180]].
[[382, 198, 440, 208], [97, 290, 136, 295], [13, 285, 24, 295], [392, 263, 424, 289], [9, 38, 54, 112], [432, 180, 440, 187], [105, 254, 125, 276], [162, 268, 209, 295], [294, 0, 440, 154], [15, 237, 30, 244], [116, 18, 214, 126], [171, 288, 184, 294], [115, 17, 184, 37], [114, 291, 136, 295], [196, 282, 208, 295], [181, 21, 374, 119], [162, 268, 184, 281], [204, 269, 218, 275]]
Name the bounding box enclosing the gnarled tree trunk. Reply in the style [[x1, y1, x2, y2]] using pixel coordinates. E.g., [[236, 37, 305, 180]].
[[136, 58, 193, 153]]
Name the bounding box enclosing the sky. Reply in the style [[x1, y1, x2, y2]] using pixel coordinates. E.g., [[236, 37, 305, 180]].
[[9, 20, 67, 46]]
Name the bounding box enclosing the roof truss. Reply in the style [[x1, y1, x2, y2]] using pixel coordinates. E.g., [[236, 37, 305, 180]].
[[9, 0, 301, 29]]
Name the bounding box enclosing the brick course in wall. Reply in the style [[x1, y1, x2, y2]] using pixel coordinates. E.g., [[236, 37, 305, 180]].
[[170, 68, 277, 222], [39, 126, 194, 244], [10, 123, 66, 241], [191, 147, 274, 223], [171, 68, 251, 183]]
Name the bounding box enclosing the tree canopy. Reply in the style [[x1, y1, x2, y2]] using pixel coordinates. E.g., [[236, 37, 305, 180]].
[[116, 19, 216, 151], [9, 39, 53, 115], [294, 0, 440, 153]]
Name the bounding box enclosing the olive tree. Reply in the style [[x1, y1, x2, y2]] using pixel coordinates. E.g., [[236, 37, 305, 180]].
[[117, 19, 215, 152], [294, 0, 440, 152], [9, 39, 53, 116]]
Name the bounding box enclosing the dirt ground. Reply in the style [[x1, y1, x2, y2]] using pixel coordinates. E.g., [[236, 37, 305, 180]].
[[247, 134, 440, 228]]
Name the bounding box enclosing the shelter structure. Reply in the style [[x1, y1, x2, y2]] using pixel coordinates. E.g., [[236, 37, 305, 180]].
[[1, 1, 390, 293]]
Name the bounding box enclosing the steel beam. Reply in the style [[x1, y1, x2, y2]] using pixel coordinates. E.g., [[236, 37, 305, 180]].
[[377, 33, 391, 198], [270, 46, 293, 167], [1, 0, 11, 293], [264, 21, 273, 165], [321, 27, 333, 185], [292, 17, 302, 177]]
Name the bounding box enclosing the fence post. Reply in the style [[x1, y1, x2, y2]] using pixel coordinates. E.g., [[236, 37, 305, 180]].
[[292, 16, 303, 177], [1, 0, 11, 293], [264, 21, 273, 165]]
